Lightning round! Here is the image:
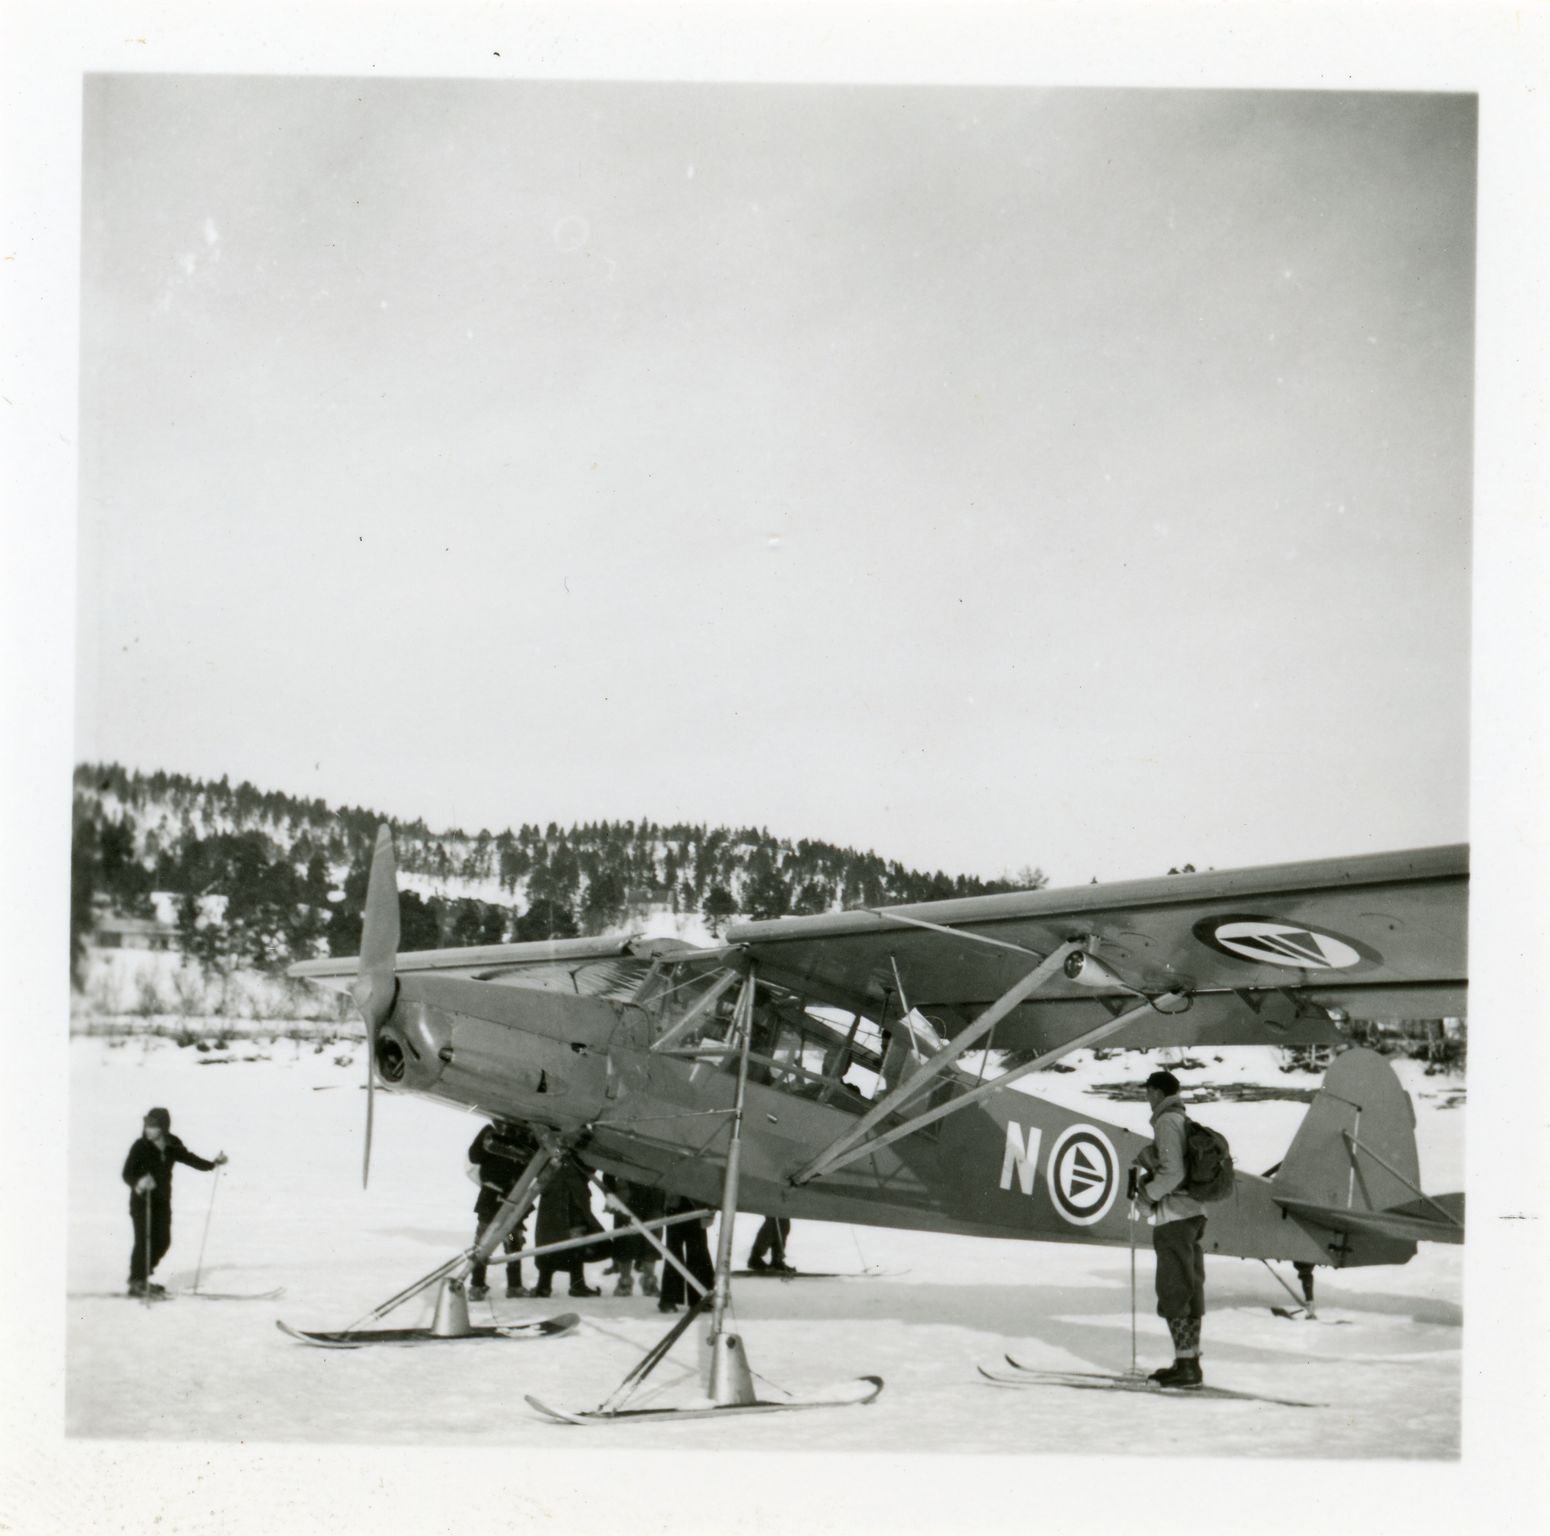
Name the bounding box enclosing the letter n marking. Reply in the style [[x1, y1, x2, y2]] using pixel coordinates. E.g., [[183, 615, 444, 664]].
[[1000, 1121, 1042, 1195]]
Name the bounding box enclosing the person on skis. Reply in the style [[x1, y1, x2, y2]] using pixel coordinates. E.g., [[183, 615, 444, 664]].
[[122, 1107, 227, 1298], [1134, 1069, 1206, 1387]]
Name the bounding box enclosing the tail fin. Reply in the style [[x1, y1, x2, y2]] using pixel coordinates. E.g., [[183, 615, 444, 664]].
[[1271, 1048, 1463, 1263]]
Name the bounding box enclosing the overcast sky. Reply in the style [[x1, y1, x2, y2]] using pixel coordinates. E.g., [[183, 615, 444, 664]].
[[76, 78, 1474, 886]]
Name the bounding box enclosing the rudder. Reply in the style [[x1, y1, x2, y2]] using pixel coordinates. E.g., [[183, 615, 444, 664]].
[[1272, 1047, 1419, 1213], [1270, 1048, 1435, 1265]]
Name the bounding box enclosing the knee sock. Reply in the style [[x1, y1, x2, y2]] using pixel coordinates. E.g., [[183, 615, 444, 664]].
[[1167, 1317, 1201, 1358]]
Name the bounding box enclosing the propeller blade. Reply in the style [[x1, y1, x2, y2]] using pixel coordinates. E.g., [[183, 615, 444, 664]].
[[362, 1056, 375, 1191], [350, 824, 400, 1187]]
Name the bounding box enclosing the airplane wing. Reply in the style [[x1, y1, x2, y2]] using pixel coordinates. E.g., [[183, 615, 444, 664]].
[[287, 933, 695, 999], [724, 845, 1466, 1057]]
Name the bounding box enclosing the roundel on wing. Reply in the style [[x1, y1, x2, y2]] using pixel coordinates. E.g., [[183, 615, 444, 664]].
[[1192, 913, 1379, 972], [1046, 1125, 1119, 1227]]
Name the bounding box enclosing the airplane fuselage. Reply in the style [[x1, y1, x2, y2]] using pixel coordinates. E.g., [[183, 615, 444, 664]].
[[379, 972, 1410, 1269]]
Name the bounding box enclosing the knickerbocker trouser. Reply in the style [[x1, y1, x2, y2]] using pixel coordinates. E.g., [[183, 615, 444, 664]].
[[1153, 1214, 1206, 1320]]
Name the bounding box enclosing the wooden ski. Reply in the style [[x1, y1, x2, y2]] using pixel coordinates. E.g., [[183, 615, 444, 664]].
[[983, 1359, 1320, 1409], [525, 1376, 883, 1425]]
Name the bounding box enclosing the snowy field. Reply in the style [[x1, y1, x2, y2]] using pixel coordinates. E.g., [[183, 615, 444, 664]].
[[66, 1034, 1463, 1458]]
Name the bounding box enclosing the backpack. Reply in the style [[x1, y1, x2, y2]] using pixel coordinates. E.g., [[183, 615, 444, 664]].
[[1181, 1117, 1235, 1202]]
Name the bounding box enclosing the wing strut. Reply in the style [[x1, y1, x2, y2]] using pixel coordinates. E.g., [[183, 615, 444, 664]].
[[584, 969, 785, 1417], [793, 990, 1186, 1184], [709, 969, 758, 1345], [790, 939, 1086, 1184]]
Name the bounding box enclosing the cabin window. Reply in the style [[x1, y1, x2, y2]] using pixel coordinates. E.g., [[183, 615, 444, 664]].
[[649, 974, 952, 1135]]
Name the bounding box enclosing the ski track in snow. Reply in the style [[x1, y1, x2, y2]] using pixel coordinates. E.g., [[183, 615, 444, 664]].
[[67, 1036, 1462, 1456]]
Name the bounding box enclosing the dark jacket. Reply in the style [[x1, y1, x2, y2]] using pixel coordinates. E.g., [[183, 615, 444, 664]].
[[536, 1162, 603, 1249], [122, 1134, 215, 1207], [468, 1124, 538, 1220]]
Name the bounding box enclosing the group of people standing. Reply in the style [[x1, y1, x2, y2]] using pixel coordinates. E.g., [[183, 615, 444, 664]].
[[467, 1120, 740, 1313], [466, 1120, 795, 1312]]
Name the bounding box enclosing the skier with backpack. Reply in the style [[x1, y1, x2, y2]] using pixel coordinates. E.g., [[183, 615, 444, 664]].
[[1133, 1069, 1234, 1388]]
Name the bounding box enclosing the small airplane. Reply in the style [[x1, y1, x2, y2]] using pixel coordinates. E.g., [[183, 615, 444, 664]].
[[289, 832, 1466, 1419]]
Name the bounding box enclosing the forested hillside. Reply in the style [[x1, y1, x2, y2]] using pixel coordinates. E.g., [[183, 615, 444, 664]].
[[71, 762, 1044, 989]]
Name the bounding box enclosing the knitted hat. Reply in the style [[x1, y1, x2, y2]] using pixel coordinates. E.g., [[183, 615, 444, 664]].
[[144, 1107, 172, 1130]]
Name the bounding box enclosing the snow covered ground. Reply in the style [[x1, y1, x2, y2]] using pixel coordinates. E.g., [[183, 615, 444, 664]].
[[66, 1034, 1463, 1458]]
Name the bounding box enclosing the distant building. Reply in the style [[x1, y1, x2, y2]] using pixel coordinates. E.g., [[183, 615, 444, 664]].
[[92, 913, 175, 952], [92, 890, 226, 952]]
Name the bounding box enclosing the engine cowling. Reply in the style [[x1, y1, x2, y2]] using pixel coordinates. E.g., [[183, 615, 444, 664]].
[[373, 996, 455, 1093]]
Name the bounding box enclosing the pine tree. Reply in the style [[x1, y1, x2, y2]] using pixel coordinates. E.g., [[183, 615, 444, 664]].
[[514, 898, 579, 942], [743, 868, 790, 921], [792, 878, 830, 916], [400, 890, 440, 951], [581, 870, 626, 933], [702, 884, 737, 937]]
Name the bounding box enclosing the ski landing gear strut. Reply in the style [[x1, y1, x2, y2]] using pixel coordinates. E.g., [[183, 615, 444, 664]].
[[279, 1133, 581, 1347], [525, 970, 884, 1425]]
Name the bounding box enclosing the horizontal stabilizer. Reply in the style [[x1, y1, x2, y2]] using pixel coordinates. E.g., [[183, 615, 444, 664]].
[[1275, 1193, 1464, 1246]]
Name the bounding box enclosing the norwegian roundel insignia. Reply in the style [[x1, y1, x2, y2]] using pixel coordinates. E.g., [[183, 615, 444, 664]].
[[1193, 913, 1378, 971], [1046, 1125, 1119, 1227]]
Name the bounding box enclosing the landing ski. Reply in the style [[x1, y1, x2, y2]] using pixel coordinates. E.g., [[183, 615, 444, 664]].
[[276, 1312, 580, 1349], [525, 1376, 883, 1425], [983, 1359, 1320, 1409]]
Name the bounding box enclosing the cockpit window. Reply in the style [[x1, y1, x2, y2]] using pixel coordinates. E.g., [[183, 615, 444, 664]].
[[649, 971, 877, 1107], [645, 968, 957, 1134]]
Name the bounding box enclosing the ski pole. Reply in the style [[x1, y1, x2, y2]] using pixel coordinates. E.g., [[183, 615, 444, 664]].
[[142, 1188, 153, 1309], [1127, 1167, 1139, 1376], [192, 1166, 222, 1297]]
